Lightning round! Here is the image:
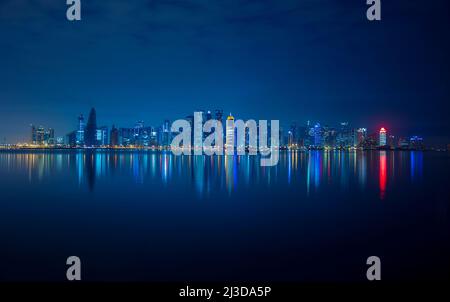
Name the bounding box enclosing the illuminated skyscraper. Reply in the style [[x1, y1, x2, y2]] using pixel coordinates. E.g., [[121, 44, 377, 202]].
[[225, 113, 235, 150], [76, 114, 85, 145], [46, 128, 55, 145], [313, 123, 323, 147], [36, 126, 45, 145], [160, 120, 171, 147], [379, 127, 387, 146], [97, 126, 108, 146]]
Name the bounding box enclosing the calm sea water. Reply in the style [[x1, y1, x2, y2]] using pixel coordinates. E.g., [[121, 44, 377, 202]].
[[0, 150, 449, 282]]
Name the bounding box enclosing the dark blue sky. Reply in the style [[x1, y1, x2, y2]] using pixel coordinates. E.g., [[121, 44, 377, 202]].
[[1, 0, 449, 145]]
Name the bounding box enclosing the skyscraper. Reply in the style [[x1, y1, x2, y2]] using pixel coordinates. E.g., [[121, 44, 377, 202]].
[[76, 114, 85, 145], [379, 127, 387, 146], [160, 120, 171, 147], [97, 126, 108, 146], [313, 123, 323, 147], [46, 128, 55, 145], [337, 122, 352, 147], [110, 125, 119, 146], [85, 108, 97, 147], [36, 126, 45, 145], [225, 113, 235, 151]]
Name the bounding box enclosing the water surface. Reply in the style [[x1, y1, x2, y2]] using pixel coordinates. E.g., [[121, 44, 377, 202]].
[[0, 150, 448, 281]]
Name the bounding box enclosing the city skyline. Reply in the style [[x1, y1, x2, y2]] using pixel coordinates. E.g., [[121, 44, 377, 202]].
[[1, 105, 442, 146], [19, 107, 428, 152]]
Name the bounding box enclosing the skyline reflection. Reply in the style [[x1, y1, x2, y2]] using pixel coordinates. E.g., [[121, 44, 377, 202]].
[[0, 150, 426, 200]]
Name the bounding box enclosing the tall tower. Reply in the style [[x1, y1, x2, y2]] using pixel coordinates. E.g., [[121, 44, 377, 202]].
[[379, 127, 387, 146], [225, 113, 235, 150], [77, 114, 85, 145], [313, 123, 323, 147], [85, 108, 97, 147], [110, 125, 119, 146]]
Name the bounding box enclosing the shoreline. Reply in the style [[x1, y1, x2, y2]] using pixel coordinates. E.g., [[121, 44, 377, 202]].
[[0, 147, 441, 152]]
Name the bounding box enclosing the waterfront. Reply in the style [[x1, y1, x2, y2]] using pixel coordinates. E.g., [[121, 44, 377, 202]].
[[0, 150, 449, 281]]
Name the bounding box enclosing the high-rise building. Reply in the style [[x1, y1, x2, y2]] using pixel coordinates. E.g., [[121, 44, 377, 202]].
[[85, 108, 97, 147], [46, 128, 55, 145], [225, 113, 235, 150], [36, 126, 45, 145], [323, 125, 336, 147], [379, 127, 387, 146], [356, 128, 367, 147], [110, 125, 119, 146], [313, 123, 323, 147], [66, 131, 77, 147], [77, 114, 85, 145], [337, 122, 353, 147], [160, 120, 171, 147], [149, 127, 158, 147], [97, 126, 108, 146], [119, 127, 134, 146]]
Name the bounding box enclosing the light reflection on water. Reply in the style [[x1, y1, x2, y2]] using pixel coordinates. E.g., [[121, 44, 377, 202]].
[[0, 149, 449, 282], [0, 150, 426, 200]]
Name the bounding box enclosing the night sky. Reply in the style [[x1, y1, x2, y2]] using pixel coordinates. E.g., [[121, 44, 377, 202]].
[[1, 0, 449, 145]]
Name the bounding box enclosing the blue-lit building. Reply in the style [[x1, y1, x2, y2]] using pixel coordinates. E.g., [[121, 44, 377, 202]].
[[159, 120, 172, 147], [31, 124, 55, 145], [313, 123, 324, 147], [96, 126, 108, 146], [76, 114, 85, 146], [410, 136, 424, 150], [336, 122, 354, 147]]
